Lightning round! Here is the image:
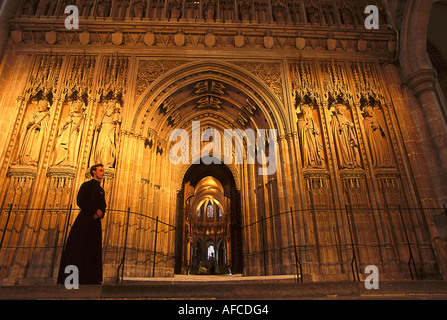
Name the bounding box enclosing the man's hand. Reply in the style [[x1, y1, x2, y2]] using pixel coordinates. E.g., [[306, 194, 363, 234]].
[[93, 209, 103, 219]]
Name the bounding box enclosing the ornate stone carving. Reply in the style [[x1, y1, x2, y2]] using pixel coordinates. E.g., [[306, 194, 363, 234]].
[[98, 55, 129, 99], [303, 169, 331, 209], [296, 104, 324, 168], [235, 62, 283, 103], [15, 98, 51, 166], [290, 58, 319, 106], [330, 104, 361, 169], [98, 0, 111, 18], [203, 0, 216, 21], [136, 60, 186, 97], [320, 60, 351, 105], [90, 100, 122, 168], [362, 106, 393, 168], [53, 98, 87, 167]]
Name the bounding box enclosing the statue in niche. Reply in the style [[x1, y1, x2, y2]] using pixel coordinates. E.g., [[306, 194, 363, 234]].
[[16, 98, 51, 166], [98, 0, 111, 18], [90, 100, 122, 168], [330, 104, 361, 169], [168, 0, 182, 21], [23, 0, 38, 16], [297, 104, 324, 167], [339, 0, 353, 25], [203, 0, 216, 21], [272, 0, 286, 23], [363, 106, 393, 168], [306, 3, 320, 24], [133, 0, 146, 19], [239, 0, 251, 22], [53, 98, 86, 166]]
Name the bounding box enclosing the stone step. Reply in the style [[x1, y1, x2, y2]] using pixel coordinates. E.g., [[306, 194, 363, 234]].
[[1, 277, 447, 300]]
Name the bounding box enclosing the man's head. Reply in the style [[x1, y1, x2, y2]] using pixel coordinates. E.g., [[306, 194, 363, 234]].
[[90, 164, 105, 180]]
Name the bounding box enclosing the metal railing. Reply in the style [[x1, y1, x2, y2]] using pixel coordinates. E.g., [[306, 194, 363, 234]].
[[0, 205, 176, 284], [241, 205, 446, 282], [0, 204, 445, 283]]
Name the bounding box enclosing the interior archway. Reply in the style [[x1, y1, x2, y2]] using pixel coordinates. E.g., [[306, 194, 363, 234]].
[[175, 160, 243, 275], [130, 60, 288, 137]]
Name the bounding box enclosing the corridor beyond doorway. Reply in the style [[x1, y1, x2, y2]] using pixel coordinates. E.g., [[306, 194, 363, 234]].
[[175, 161, 243, 275]]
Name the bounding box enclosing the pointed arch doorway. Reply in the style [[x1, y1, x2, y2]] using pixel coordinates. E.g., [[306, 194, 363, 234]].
[[175, 160, 243, 275]]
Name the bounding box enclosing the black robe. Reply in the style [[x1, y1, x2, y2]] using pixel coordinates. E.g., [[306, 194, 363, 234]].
[[57, 179, 106, 285]]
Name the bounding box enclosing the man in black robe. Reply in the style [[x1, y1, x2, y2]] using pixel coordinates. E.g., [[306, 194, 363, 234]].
[[57, 164, 106, 285]]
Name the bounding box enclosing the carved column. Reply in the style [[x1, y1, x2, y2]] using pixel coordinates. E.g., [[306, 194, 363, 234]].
[[404, 69, 447, 191], [399, 0, 447, 205], [0, 0, 21, 61]]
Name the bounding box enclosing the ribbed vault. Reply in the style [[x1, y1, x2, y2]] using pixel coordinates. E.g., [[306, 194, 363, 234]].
[[130, 60, 288, 140]]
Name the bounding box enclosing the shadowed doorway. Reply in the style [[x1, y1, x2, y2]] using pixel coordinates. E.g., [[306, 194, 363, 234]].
[[175, 160, 243, 275]]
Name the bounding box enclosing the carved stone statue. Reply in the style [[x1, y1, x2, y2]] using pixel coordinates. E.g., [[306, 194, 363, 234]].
[[297, 105, 324, 167], [272, 0, 286, 23], [98, 0, 111, 18], [330, 104, 361, 169], [239, 0, 251, 21], [133, 0, 146, 19], [23, 0, 38, 16], [363, 106, 392, 168], [306, 3, 320, 24], [53, 99, 86, 166], [90, 100, 122, 168], [168, 0, 182, 21], [203, 0, 216, 21], [16, 99, 51, 166]]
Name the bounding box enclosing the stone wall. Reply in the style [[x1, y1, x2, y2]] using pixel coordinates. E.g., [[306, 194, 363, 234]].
[[0, 0, 445, 284]]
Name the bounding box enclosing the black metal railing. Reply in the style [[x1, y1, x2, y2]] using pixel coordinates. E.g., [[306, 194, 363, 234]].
[[0, 205, 176, 283], [241, 205, 446, 282], [0, 204, 445, 283]]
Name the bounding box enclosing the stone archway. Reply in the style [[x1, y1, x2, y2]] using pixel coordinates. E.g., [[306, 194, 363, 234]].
[[175, 160, 243, 275], [130, 60, 289, 137], [127, 59, 289, 277]]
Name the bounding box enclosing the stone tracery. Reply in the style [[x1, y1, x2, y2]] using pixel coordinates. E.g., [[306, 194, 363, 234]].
[[0, 0, 445, 283]]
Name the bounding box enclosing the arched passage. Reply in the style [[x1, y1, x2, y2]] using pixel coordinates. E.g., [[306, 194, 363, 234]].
[[129, 60, 289, 137], [175, 160, 243, 275], [127, 59, 290, 277]]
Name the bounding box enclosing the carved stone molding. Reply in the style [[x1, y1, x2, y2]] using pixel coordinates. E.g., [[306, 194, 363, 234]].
[[403, 68, 438, 97], [7, 165, 37, 178], [303, 168, 330, 180], [339, 168, 366, 180], [47, 165, 77, 179]]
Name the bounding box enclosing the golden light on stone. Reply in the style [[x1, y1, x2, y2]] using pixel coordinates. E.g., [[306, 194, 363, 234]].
[[0, 0, 446, 285]]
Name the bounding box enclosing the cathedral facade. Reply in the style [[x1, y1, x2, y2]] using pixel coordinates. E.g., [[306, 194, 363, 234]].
[[0, 0, 446, 285]]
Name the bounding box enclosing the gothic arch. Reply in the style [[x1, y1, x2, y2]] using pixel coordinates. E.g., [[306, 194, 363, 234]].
[[130, 60, 289, 138], [176, 160, 240, 192], [399, 0, 436, 78]]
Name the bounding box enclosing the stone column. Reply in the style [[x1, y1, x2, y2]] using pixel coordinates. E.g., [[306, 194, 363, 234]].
[[0, 0, 21, 62], [399, 0, 447, 204], [403, 69, 447, 187]]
